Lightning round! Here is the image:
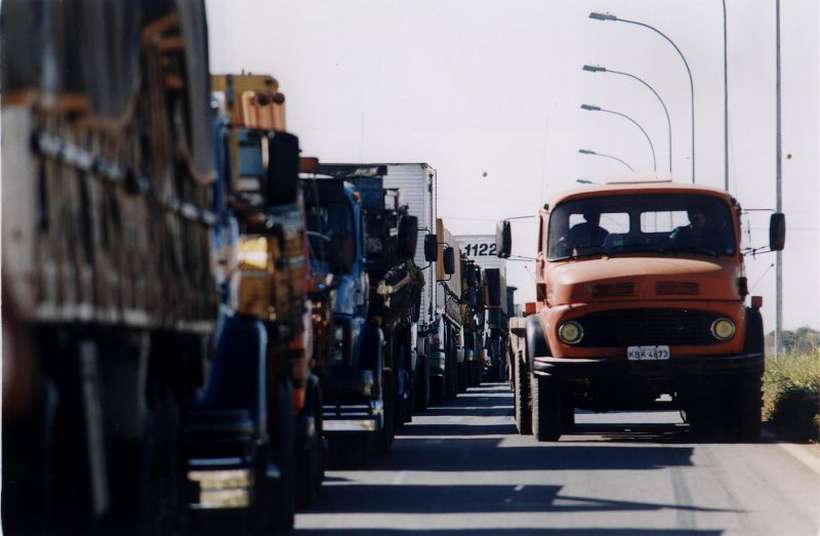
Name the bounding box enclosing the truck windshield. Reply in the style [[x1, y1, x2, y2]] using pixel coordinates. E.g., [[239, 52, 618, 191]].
[[306, 203, 354, 265], [547, 194, 736, 260]]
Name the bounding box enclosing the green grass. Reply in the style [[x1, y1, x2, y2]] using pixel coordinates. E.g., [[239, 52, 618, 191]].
[[763, 349, 820, 441]]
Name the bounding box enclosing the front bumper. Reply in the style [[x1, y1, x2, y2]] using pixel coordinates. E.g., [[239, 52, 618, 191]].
[[430, 350, 446, 376], [322, 400, 383, 433], [323, 418, 378, 432], [532, 352, 764, 379]]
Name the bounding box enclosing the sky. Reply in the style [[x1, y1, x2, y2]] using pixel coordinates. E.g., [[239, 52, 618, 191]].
[[206, 0, 819, 330]]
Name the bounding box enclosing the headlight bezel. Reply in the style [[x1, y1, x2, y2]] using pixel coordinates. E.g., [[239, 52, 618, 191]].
[[710, 317, 736, 341], [557, 320, 584, 345]]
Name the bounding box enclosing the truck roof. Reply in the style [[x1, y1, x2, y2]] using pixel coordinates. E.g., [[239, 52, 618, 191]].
[[550, 181, 734, 208]]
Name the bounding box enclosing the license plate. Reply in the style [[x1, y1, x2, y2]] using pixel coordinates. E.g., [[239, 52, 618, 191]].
[[627, 345, 670, 361]]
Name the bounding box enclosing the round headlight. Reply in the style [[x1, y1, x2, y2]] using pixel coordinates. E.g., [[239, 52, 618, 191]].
[[711, 318, 736, 341], [558, 321, 584, 345]]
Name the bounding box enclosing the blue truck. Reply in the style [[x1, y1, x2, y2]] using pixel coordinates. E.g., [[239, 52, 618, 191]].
[[301, 166, 423, 456], [483, 268, 516, 382]]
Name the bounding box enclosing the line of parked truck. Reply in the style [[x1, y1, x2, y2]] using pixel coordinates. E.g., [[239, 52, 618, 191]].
[[0, 2, 514, 535]]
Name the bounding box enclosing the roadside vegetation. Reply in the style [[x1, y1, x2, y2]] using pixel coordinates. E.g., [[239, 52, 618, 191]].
[[763, 344, 820, 441]]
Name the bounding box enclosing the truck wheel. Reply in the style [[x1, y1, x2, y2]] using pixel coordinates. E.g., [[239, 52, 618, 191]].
[[272, 378, 295, 532], [514, 357, 531, 434], [445, 340, 458, 400], [379, 369, 395, 454], [142, 370, 181, 536], [415, 354, 431, 411], [458, 362, 468, 393], [725, 308, 764, 441], [727, 374, 762, 442], [531, 372, 562, 442], [430, 375, 444, 406], [296, 378, 323, 508], [397, 341, 412, 426]]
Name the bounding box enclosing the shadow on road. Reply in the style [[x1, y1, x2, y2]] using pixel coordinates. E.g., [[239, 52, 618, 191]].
[[369, 439, 694, 472], [400, 422, 517, 436], [419, 406, 513, 417], [301, 483, 736, 515], [298, 529, 722, 535], [304, 384, 737, 534]]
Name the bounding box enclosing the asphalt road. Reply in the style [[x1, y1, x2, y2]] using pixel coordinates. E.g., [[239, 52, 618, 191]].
[[296, 383, 820, 536]]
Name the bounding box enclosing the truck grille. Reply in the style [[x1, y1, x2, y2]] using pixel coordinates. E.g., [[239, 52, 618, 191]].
[[576, 309, 719, 347], [656, 281, 700, 296]]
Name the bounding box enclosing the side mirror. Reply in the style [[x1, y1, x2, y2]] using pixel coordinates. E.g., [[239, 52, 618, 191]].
[[330, 235, 356, 274], [484, 268, 502, 307], [466, 263, 478, 286], [423, 233, 438, 263], [265, 132, 300, 205], [443, 247, 456, 275], [397, 215, 419, 260], [496, 220, 511, 258], [769, 212, 786, 251]]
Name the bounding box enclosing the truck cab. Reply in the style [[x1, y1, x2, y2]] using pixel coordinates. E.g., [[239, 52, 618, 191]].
[[302, 178, 378, 435], [461, 260, 486, 389], [500, 181, 786, 441], [429, 220, 463, 402], [302, 169, 422, 455]]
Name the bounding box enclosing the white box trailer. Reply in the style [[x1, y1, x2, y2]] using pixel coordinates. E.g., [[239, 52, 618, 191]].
[[380, 164, 437, 324]]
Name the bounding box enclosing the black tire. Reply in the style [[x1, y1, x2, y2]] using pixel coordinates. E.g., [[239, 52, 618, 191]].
[[725, 373, 762, 442], [445, 335, 458, 401], [396, 339, 412, 426], [379, 369, 395, 454], [531, 372, 562, 442], [513, 357, 531, 435], [415, 354, 431, 411], [430, 375, 445, 406], [272, 378, 295, 533], [295, 378, 323, 508], [142, 372, 181, 536], [457, 362, 468, 393], [733, 307, 764, 441]]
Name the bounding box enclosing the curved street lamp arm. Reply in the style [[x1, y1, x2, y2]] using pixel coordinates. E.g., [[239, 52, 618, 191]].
[[618, 17, 695, 183], [601, 109, 657, 172], [595, 152, 635, 173], [606, 69, 672, 174]]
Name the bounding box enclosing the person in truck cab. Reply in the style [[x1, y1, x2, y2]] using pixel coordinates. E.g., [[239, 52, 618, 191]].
[[560, 210, 609, 254], [669, 206, 730, 254]]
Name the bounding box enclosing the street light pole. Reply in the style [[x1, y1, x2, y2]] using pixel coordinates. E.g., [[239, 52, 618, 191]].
[[583, 65, 672, 174], [590, 12, 695, 184], [775, 0, 783, 357], [722, 0, 729, 191], [578, 148, 635, 172], [581, 104, 657, 172]]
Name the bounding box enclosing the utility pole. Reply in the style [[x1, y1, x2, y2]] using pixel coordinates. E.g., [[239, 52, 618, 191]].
[[722, 0, 729, 191], [775, 0, 783, 357]]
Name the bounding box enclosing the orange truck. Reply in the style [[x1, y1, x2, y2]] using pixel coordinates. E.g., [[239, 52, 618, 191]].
[[499, 181, 785, 442]]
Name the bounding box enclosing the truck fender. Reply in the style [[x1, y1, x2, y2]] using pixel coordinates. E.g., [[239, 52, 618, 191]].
[[743, 307, 764, 356], [526, 314, 551, 364]]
